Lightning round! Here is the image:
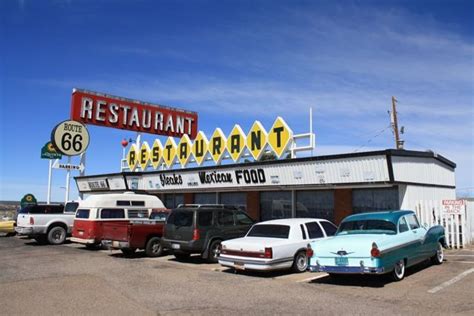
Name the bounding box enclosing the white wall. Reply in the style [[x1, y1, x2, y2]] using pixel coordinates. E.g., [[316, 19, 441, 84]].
[[398, 184, 456, 210], [467, 200, 474, 243], [392, 156, 455, 186]]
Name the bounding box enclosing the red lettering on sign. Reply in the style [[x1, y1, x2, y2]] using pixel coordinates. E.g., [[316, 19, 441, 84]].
[[70, 89, 198, 138]]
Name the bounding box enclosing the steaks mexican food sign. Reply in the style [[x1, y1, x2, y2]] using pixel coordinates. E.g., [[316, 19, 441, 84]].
[[70, 89, 198, 138]]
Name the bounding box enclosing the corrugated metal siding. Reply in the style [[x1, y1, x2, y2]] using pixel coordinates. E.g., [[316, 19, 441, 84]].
[[398, 184, 456, 209], [136, 155, 390, 192], [392, 156, 455, 186]]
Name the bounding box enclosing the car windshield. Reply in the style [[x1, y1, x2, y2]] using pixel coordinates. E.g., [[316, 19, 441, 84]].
[[247, 224, 290, 239], [337, 220, 397, 235]]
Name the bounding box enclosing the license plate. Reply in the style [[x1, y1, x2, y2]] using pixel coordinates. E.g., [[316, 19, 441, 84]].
[[171, 243, 180, 250], [234, 261, 245, 270], [335, 257, 349, 266], [112, 241, 120, 248], [78, 231, 84, 236]]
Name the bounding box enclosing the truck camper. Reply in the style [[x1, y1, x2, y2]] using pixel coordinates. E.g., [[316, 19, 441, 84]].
[[70, 192, 166, 247]]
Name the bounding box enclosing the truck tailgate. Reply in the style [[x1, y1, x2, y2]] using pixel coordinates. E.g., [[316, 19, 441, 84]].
[[102, 221, 129, 242]]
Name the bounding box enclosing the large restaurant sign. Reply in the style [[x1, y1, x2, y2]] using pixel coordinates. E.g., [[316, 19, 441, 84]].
[[125, 117, 294, 171], [70, 89, 198, 138]]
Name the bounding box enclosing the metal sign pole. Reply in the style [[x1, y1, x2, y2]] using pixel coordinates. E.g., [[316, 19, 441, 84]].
[[65, 156, 71, 203], [47, 159, 53, 204], [79, 152, 86, 200]]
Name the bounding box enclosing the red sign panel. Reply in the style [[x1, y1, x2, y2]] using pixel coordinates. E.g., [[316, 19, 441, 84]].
[[70, 89, 198, 138]]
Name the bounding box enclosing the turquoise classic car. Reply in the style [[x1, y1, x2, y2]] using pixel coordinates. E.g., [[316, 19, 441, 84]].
[[307, 210, 445, 281]]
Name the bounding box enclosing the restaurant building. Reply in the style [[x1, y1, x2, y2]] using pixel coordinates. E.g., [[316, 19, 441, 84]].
[[75, 149, 456, 224]]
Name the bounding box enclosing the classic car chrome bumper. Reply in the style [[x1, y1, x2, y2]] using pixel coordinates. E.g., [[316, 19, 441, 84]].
[[218, 256, 294, 271], [308, 262, 385, 274]]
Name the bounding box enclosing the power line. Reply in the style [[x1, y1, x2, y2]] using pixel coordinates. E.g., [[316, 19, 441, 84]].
[[353, 124, 392, 152]]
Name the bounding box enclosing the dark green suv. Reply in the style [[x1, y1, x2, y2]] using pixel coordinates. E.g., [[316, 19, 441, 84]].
[[161, 204, 255, 263]]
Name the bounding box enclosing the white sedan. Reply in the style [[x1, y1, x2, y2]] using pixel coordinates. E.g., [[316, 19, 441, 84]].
[[218, 218, 337, 273]]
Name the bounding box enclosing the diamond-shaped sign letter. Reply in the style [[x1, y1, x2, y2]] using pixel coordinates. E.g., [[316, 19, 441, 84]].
[[209, 128, 227, 164], [150, 139, 163, 169], [267, 117, 293, 158], [192, 131, 209, 166], [226, 124, 246, 162], [177, 134, 192, 167], [127, 144, 139, 171], [163, 137, 177, 168], [139, 142, 151, 171], [246, 121, 268, 161]]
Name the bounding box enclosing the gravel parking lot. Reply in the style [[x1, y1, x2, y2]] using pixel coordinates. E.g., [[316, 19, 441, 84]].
[[1, 236, 473, 315]]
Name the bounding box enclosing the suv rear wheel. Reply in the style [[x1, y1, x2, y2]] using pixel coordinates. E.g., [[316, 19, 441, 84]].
[[48, 226, 67, 245], [207, 240, 222, 263]]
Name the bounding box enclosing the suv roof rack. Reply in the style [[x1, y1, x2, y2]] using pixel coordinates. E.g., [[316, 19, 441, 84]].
[[176, 204, 238, 210]]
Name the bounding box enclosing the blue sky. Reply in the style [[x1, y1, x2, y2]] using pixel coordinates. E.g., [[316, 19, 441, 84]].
[[1, 0, 473, 202]]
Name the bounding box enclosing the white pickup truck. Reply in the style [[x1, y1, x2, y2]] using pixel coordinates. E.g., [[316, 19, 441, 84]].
[[15, 202, 79, 245]]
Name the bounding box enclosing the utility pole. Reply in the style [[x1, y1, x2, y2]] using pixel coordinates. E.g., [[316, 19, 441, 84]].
[[391, 96, 403, 149]]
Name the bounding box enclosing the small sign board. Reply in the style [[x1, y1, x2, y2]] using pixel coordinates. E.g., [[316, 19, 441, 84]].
[[442, 200, 465, 215], [20, 193, 37, 209], [51, 120, 90, 156], [41, 141, 62, 159]]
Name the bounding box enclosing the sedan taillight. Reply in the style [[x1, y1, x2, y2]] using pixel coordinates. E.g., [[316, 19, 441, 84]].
[[29, 217, 34, 225], [264, 247, 273, 259], [371, 242, 380, 257]]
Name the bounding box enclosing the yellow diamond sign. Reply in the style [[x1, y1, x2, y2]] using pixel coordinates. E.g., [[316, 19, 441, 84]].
[[192, 131, 209, 165], [139, 142, 150, 171], [126, 144, 139, 171], [226, 124, 246, 162], [163, 137, 177, 168], [150, 139, 163, 169], [246, 121, 268, 160], [177, 134, 192, 167], [209, 128, 227, 164], [268, 117, 293, 158]]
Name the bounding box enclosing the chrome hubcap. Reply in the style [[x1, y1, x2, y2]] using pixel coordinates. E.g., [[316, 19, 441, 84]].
[[395, 260, 404, 278], [212, 246, 219, 258], [53, 230, 64, 241], [152, 243, 160, 253], [437, 244, 444, 262], [297, 254, 307, 270]]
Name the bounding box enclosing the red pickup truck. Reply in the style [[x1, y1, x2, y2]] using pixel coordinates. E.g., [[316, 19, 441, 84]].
[[101, 211, 168, 257]]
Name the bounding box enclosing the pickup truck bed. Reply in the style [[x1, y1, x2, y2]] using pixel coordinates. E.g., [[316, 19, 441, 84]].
[[102, 219, 166, 257]]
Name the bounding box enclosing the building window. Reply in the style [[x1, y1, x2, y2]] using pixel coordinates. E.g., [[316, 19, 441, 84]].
[[164, 194, 184, 209], [260, 191, 292, 221], [194, 193, 216, 205], [220, 192, 247, 211], [352, 188, 399, 213], [296, 190, 334, 222]]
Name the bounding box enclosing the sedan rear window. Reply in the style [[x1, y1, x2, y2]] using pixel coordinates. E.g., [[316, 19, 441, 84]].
[[338, 220, 397, 235], [247, 225, 290, 239]]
